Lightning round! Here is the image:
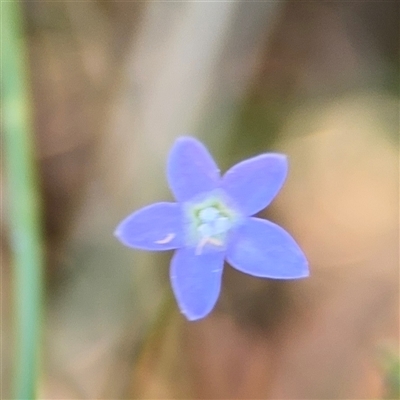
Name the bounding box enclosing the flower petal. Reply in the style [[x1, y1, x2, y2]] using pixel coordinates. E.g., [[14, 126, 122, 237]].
[[167, 137, 220, 202], [226, 217, 309, 279], [114, 202, 183, 251], [221, 153, 288, 216], [170, 247, 224, 320]]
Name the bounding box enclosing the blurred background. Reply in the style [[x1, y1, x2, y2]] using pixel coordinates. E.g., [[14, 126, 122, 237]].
[[2, 1, 399, 399]]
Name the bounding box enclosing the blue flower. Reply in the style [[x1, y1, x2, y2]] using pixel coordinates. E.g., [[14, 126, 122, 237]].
[[115, 137, 309, 321]]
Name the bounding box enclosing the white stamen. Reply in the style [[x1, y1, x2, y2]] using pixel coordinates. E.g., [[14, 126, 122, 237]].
[[208, 237, 223, 246], [195, 237, 223, 255], [195, 237, 208, 255], [155, 233, 175, 244]]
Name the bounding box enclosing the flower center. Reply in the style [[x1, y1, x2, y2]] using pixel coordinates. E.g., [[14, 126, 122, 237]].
[[197, 207, 231, 239], [184, 192, 240, 255]]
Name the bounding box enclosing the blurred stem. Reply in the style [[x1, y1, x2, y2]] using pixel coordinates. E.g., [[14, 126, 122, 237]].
[[2, 2, 44, 399], [128, 292, 176, 396]]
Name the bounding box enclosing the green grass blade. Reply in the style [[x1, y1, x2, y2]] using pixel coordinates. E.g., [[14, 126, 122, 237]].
[[2, 2, 44, 399]]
